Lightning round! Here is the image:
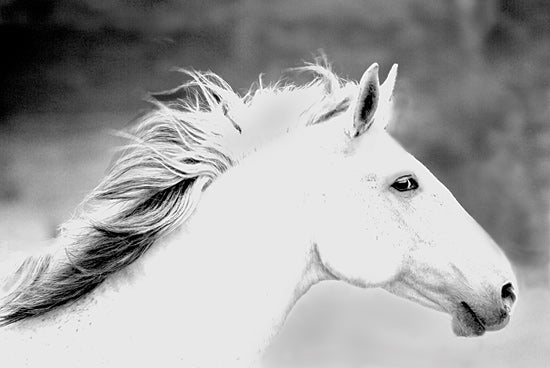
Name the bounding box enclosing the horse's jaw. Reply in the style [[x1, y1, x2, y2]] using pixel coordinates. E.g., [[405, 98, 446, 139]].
[[383, 248, 516, 338]]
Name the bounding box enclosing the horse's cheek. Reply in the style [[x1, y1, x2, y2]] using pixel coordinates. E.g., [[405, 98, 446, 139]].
[[317, 223, 403, 288], [360, 231, 404, 286]]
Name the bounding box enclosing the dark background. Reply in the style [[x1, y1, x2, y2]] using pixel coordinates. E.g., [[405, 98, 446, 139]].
[[0, 1, 548, 366]]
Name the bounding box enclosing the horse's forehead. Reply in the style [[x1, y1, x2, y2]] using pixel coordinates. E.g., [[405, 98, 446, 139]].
[[353, 132, 423, 173]]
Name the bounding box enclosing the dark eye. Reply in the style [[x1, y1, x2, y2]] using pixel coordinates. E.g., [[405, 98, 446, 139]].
[[391, 175, 419, 192]]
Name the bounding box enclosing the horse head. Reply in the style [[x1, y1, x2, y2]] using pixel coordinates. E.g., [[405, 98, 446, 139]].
[[308, 63, 517, 337]]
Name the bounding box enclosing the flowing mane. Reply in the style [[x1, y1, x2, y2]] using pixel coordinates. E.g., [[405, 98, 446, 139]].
[[0, 62, 356, 326]]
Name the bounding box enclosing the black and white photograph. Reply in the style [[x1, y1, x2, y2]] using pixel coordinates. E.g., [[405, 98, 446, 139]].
[[0, 1, 548, 367]]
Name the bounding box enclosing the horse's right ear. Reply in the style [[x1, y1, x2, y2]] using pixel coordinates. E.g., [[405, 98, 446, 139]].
[[352, 63, 380, 137]]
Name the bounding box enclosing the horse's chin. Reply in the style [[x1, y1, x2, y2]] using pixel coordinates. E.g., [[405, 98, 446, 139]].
[[451, 302, 486, 337]]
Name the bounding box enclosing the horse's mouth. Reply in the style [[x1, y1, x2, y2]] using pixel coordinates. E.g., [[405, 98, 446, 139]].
[[451, 301, 486, 337]]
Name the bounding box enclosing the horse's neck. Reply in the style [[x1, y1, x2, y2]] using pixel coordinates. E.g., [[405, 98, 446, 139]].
[[2, 133, 332, 367], [144, 142, 330, 362], [123, 138, 330, 364]]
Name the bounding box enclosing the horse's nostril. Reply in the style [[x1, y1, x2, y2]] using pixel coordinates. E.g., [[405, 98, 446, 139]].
[[499, 307, 509, 320], [501, 282, 516, 305]]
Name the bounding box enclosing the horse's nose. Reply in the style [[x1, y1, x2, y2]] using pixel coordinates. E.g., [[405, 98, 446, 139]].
[[471, 281, 517, 332], [482, 282, 517, 331], [501, 282, 517, 312]]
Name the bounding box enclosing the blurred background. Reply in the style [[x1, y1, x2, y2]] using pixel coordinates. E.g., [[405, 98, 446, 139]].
[[0, 0, 548, 366]]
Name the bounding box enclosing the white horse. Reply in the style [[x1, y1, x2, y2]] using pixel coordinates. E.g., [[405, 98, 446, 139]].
[[0, 62, 517, 367]]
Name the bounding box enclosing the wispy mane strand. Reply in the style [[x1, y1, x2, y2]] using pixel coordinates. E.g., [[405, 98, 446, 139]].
[[0, 63, 354, 326]]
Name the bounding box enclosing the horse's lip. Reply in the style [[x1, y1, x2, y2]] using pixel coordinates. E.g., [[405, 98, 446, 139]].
[[461, 301, 486, 328], [453, 301, 486, 337]]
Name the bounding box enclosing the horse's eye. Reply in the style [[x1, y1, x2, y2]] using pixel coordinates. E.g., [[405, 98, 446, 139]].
[[391, 175, 419, 192]]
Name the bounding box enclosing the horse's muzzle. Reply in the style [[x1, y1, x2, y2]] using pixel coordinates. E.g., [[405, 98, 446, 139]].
[[452, 282, 517, 337]]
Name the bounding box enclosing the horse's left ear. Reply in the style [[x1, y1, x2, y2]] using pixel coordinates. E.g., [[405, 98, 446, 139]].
[[352, 63, 379, 137], [352, 63, 398, 137]]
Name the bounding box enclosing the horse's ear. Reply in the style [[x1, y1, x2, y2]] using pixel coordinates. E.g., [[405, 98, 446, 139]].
[[380, 64, 398, 104], [352, 63, 380, 137], [375, 63, 399, 131]]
